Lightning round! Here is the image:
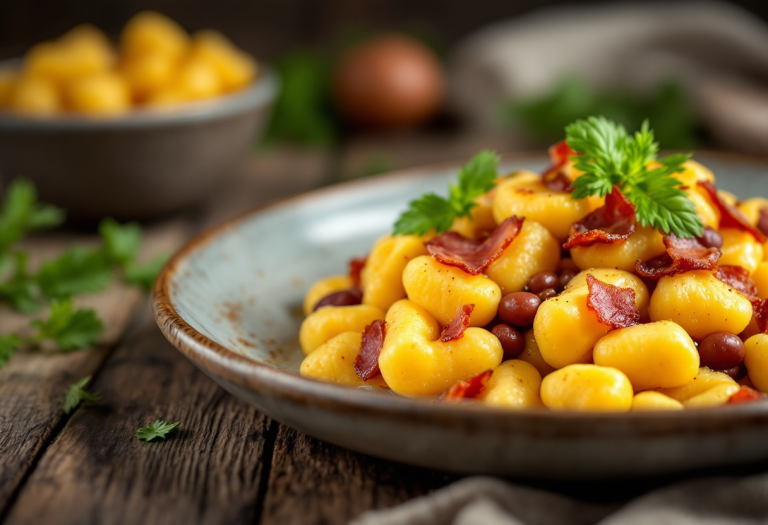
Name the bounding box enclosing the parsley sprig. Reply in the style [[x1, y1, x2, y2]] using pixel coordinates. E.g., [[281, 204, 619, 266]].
[[393, 150, 500, 236], [567, 116, 704, 238], [137, 420, 180, 442], [62, 376, 101, 414], [0, 179, 168, 368], [0, 298, 103, 367]]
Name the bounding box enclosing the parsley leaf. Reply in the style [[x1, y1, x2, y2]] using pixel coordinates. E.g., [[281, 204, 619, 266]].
[[0, 179, 64, 254], [566, 116, 703, 238], [31, 299, 104, 352], [99, 218, 142, 266], [0, 333, 20, 368], [393, 150, 500, 235], [123, 254, 168, 292], [0, 252, 42, 313], [137, 420, 180, 442], [62, 376, 101, 414], [36, 247, 112, 299]]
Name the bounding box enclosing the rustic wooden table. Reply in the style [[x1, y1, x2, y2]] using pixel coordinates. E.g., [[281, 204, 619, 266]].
[[0, 132, 527, 525]]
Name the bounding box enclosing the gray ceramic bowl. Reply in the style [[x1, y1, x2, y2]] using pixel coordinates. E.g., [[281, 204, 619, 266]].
[[153, 153, 768, 478], [0, 62, 277, 220]]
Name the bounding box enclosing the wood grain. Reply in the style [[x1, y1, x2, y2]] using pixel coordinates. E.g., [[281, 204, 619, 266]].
[[4, 306, 276, 525], [260, 425, 458, 525], [0, 220, 191, 516]]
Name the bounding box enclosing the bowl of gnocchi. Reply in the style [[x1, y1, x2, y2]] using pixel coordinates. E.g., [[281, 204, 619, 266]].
[[0, 12, 275, 220], [154, 116, 768, 477]]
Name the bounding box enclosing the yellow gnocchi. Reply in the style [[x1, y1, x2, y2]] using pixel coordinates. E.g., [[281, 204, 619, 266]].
[[362, 234, 427, 311], [492, 171, 591, 242], [378, 300, 502, 397], [541, 364, 633, 412], [403, 255, 500, 327], [649, 271, 753, 340], [299, 304, 384, 355]]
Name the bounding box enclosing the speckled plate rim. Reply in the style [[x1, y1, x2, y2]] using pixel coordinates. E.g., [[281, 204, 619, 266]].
[[152, 151, 768, 435]]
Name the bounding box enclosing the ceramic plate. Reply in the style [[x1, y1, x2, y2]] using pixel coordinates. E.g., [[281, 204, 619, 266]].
[[154, 152, 768, 478]]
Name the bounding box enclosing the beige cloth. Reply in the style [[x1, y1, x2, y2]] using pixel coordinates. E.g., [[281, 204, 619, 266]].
[[449, 1, 768, 154], [352, 474, 768, 525]]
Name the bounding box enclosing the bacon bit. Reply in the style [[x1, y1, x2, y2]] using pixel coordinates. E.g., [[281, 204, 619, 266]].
[[754, 299, 768, 334], [636, 234, 721, 279], [758, 208, 768, 237], [698, 181, 766, 243], [542, 140, 575, 193], [441, 370, 493, 402], [313, 287, 363, 311], [563, 188, 637, 250], [354, 320, 386, 381], [715, 265, 759, 301], [586, 274, 640, 329], [727, 386, 766, 404], [441, 304, 475, 342], [349, 256, 367, 288], [542, 171, 573, 193], [426, 216, 525, 275]]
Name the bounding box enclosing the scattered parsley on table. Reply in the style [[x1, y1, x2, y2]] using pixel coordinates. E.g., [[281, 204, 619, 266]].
[[62, 376, 101, 414], [137, 420, 181, 442]]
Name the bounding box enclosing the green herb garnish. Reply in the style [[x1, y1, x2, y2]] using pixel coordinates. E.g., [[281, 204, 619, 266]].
[[137, 420, 180, 442], [0, 179, 167, 368], [567, 116, 704, 238], [62, 376, 101, 414], [393, 150, 500, 235]]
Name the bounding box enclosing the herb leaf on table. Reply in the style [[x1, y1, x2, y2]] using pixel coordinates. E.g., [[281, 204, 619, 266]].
[[0, 179, 64, 254], [137, 420, 181, 442], [30, 299, 104, 352], [62, 376, 101, 414]]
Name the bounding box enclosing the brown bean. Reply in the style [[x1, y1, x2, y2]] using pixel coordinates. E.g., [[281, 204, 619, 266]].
[[498, 292, 540, 326], [538, 288, 558, 301], [313, 288, 363, 310], [697, 226, 724, 249], [698, 332, 745, 369], [491, 323, 524, 359], [527, 271, 559, 294], [559, 270, 577, 290], [716, 363, 747, 381]]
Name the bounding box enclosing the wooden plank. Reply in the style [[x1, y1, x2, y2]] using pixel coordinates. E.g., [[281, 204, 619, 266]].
[[0, 219, 192, 515], [4, 306, 276, 525], [260, 426, 458, 525]]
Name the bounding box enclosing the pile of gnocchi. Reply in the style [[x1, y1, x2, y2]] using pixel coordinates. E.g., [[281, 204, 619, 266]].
[[298, 139, 768, 412], [0, 12, 257, 116]]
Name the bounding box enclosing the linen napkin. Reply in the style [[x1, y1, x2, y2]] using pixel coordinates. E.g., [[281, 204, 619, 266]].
[[449, 0, 768, 155], [352, 474, 768, 525]]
